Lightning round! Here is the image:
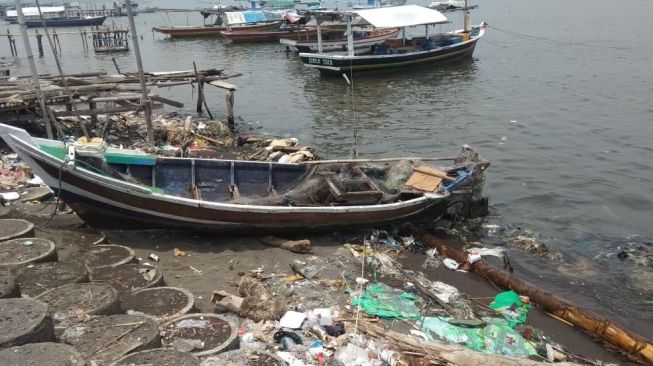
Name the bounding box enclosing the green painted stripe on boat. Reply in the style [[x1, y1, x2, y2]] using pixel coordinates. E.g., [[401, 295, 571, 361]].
[[39, 145, 157, 166]]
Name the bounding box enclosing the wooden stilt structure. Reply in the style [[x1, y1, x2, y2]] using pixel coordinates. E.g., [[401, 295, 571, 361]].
[[125, 0, 152, 144], [14, 0, 53, 139], [411, 227, 653, 364]]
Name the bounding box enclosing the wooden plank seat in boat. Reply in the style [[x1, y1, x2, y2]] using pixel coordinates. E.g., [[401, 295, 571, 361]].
[[325, 167, 383, 205]]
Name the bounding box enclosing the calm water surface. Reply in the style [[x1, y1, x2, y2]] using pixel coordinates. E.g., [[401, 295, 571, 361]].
[[1, 0, 652, 336]]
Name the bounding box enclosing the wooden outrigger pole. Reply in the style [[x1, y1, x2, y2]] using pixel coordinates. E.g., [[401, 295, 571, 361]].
[[411, 227, 653, 364]]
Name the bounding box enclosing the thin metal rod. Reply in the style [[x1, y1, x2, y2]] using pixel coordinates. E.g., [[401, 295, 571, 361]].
[[125, 0, 153, 144], [301, 156, 457, 165], [34, 0, 89, 140], [14, 0, 53, 139]]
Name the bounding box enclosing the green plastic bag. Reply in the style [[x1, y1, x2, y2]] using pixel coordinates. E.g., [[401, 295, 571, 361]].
[[421, 317, 537, 357], [489, 290, 531, 327], [351, 282, 421, 319]]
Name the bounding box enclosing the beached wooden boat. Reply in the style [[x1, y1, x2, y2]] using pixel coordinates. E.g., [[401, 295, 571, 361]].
[[299, 5, 486, 76], [153, 21, 283, 38], [280, 28, 400, 52], [0, 124, 485, 233]]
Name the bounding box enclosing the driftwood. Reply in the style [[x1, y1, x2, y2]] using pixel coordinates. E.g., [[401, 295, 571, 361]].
[[353, 318, 579, 366], [411, 227, 653, 365], [258, 236, 312, 254], [211, 277, 285, 322]]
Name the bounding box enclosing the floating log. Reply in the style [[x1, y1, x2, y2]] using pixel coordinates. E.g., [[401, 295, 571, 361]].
[[0, 298, 54, 348], [412, 227, 653, 364], [0, 342, 86, 366], [110, 348, 199, 366], [61, 314, 161, 365]]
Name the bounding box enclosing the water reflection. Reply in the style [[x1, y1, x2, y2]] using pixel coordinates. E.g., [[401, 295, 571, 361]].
[[302, 59, 479, 156]]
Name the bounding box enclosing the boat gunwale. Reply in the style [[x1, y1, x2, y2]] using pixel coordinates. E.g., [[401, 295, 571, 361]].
[[299, 24, 485, 62]]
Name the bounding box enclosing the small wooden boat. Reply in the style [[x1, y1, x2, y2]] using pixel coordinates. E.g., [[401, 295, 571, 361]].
[[281, 28, 400, 53], [153, 21, 283, 38], [0, 124, 486, 233], [220, 26, 318, 43], [299, 5, 486, 76]]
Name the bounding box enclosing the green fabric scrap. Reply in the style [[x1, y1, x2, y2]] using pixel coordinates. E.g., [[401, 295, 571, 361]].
[[421, 317, 537, 358], [489, 290, 531, 327], [351, 282, 421, 319]]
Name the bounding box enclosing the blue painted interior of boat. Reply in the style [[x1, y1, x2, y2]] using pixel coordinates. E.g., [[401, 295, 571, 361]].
[[109, 158, 308, 199]]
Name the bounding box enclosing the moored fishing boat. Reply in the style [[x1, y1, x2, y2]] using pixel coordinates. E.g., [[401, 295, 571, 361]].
[[7, 5, 108, 28], [299, 4, 486, 76], [24, 15, 107, 28], [280, 27, 400, 52], [0, 123, 488, 233], [153, 21, 283, 38], [153, 9, 286, 38]]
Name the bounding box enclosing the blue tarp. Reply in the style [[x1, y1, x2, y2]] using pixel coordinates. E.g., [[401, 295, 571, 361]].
[[243, 10, 266, 23]]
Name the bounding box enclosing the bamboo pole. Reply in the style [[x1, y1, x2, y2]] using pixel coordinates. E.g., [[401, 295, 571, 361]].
[[125, 0, 153, 144], [411, 227, 653, 365], [14, 0, 53, 139], [301, 156, 457, 165], [34, 0, 88, 140]]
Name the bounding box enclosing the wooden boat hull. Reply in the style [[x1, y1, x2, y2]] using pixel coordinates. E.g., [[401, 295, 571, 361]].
[[300, 26, 485, 76], [0, 125, 452, 233], [24, 16, 106, 28], [153, 21, 282, 38], [281, 28, 400, 53], [221, 27, 332, 43]]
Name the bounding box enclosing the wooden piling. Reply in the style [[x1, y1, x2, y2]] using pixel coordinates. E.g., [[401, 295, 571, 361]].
[[89, 101, 98, 124], [196, 79, 204, 114], [226, 90, 235, 124], [7, 30, 16, 57], [35, 31, 43, 57], [192, 61, 212, 119]]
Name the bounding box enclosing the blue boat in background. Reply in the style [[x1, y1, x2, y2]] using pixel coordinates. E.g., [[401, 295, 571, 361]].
[[5, 5, 107, 28]]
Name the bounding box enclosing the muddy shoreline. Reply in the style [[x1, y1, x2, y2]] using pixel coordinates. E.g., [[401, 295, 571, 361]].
[[0, 199, 642, 365]]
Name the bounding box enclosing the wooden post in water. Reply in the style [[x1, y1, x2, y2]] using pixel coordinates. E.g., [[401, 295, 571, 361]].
[[7, 30, 16, 57], [15, 0, 53, 138], [35, 30, 43, 57], [125, 0, 153, 144], [226, 91, 234, 124], [192, 61, 213, 119]]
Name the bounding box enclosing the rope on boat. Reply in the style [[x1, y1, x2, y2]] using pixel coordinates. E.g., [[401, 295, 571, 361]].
[[487, 25, 629, 50], [35, 160, 66, 229]]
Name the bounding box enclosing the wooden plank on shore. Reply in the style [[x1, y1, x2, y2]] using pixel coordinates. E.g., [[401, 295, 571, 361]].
[[52, 103, 162, 117], [151, 95, 184, 108], [208, 80, 237, 91]]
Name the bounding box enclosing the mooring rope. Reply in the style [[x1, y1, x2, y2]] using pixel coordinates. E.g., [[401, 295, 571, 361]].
[[488, 25, 629, 50]]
